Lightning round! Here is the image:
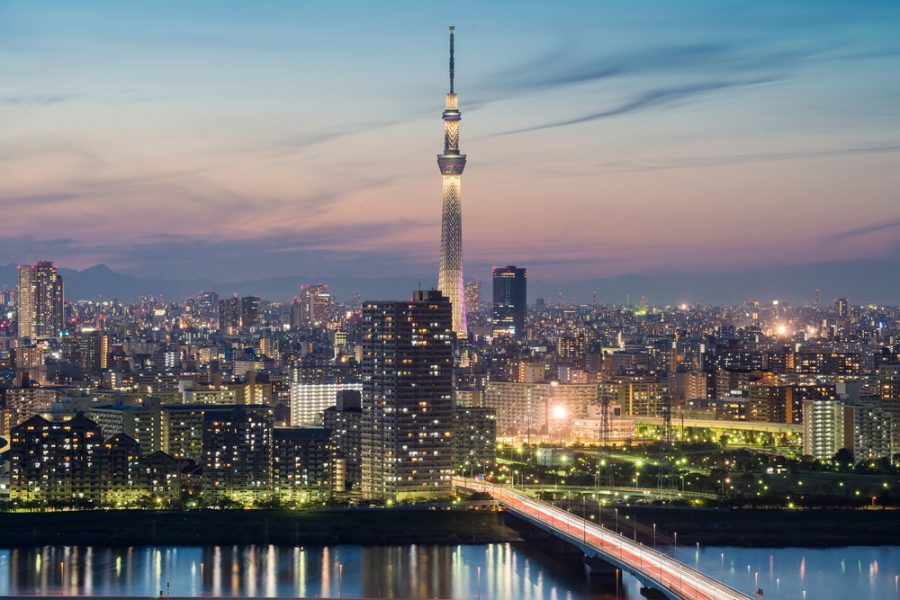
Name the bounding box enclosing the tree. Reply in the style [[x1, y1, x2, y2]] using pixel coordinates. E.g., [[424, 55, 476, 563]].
[[832, 448, 854, 470]]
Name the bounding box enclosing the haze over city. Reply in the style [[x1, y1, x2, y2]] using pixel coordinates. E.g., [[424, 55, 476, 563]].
[[3, 1, 900, 303]]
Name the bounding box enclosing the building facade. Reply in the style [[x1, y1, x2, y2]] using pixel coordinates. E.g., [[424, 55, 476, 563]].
[[323, 390, 363, 493], [452, 406, 496, 472], [9, 414, 103, 504], [492, 266, 527, 338], [272, 426, 332, 504], [201, 405, 273, 503], [361, 291, 454, 501], [17, 261, 64, 340], [484, 381, 598, 437], [290, 381, 362, 426]]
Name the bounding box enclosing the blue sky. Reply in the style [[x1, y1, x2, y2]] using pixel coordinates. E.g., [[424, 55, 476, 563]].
[[2, 0, 900, 285]]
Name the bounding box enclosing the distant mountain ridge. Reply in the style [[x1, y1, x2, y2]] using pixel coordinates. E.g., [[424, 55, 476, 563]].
[[1, 259, 898, 306]]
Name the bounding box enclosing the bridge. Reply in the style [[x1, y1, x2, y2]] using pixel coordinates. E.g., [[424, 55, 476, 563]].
[[513, 483, 718, 502], [454, 477, 753, 600]]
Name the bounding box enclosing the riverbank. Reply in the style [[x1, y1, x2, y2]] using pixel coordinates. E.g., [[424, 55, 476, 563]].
[[0, 508, 518, 547], [1, 505, 897, 548], [613, 506, 900, 547]]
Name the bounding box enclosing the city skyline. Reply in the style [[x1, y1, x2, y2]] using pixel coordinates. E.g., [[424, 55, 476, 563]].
[[3, 1, 900, 288], [3, 6, 900, 599]]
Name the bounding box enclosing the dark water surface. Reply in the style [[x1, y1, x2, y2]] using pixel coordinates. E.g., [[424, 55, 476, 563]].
[[0, 544, 897, 599]]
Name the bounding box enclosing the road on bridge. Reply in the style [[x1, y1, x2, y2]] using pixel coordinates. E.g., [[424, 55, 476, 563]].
[[455, 477, 753, 600]]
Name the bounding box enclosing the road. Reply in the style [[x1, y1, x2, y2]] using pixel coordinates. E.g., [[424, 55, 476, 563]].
[[456, 477, 753, 600]]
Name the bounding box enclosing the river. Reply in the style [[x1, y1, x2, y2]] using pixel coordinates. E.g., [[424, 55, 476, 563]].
[[0, 544, 897, 599]]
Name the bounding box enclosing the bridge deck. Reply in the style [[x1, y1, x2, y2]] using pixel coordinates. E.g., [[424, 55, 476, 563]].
[[455, 477, 752, 600]]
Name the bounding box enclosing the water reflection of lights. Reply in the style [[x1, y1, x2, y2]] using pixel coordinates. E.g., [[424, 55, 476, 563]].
[[4, 544, 896, 599]]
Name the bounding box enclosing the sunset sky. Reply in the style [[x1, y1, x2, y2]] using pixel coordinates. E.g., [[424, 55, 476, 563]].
[[3, 1, 900, 284]]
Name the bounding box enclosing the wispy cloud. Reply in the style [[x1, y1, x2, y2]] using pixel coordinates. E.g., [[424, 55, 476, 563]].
[[826, 218, 900, 243], [0, 192, 80, 207], [483, 43, 736, 95], [471, 37, 824, 107], [586, 143, 900, 174], [0, 94, 76, 106], [494, 79, 768, 136]]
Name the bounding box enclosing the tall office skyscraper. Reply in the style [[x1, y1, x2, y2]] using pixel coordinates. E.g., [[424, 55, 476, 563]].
[[17, 261, 64, 340], [492, 265, 527, 337], [218, 295, 260, 334], [361, 290, 454, 501], [240, 296, 261, 331], [298, 283, 332, 326], [437, 26, 468, 339]]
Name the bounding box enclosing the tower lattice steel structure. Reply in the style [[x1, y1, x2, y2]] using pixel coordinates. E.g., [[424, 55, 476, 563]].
[[437, 25, 468, 339]]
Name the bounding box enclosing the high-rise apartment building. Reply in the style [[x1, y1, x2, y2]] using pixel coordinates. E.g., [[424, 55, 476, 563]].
[[0, 386, 63, 438], [17, 261, 64, 340], [323, 390, 363, 493], [9, 414, 103, 504], [202, 405, 273, 503], [361, 290, 454, 501], [452, 406, 496, 471], [803, 398, 893, 462], [879, 363, 900, 448], [848, 402, 892, 461], [87, 398, 164, 455], [272, 427, 333, 504], [802, 398, 845, 461], [492, 266, 527, 338], [101, 433, 143, 505]]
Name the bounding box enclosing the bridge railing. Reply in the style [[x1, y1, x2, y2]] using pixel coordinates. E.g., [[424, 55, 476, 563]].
[[514, 483, 719, 501], [455, 477, 752, 600]]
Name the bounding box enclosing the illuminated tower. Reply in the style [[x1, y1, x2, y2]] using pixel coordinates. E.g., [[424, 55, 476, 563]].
[[437, 25, 468, 339]]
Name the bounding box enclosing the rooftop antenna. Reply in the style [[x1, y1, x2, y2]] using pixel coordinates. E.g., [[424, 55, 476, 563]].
[[449, 25, 455, 93]]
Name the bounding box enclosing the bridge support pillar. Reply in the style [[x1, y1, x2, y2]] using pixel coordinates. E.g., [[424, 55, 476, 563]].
[[583, 556, 623, 593]]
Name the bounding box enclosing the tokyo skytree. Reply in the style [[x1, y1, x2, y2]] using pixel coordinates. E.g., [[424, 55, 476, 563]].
[[437, 25, 467, 339]]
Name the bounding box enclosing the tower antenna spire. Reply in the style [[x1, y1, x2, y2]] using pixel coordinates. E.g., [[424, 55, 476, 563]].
[[449, 25, 455, 93]]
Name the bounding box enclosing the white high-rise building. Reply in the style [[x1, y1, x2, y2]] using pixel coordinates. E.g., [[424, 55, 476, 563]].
[[290, 381, 362, 426]]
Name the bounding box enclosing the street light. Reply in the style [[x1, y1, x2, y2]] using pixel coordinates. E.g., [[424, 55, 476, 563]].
[[639, 542, 643, 573], [582, 495, 587, 546], [652, 523, 656, 550]]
